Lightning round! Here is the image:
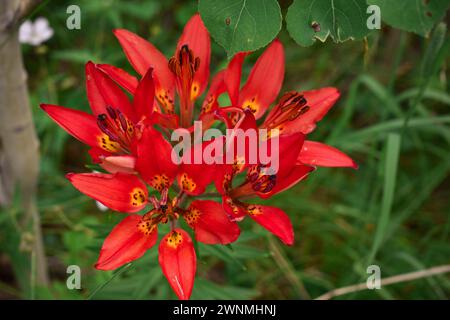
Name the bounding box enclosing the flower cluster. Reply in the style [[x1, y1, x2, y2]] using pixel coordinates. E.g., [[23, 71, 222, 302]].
[[41, 14, 357, 300]]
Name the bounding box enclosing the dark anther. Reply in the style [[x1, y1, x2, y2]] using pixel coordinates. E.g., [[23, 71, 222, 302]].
[[194, 57, 200, 72], [118, 112, 128, 132], [106, 106, 117, 119], [292, 94, 307, 106]]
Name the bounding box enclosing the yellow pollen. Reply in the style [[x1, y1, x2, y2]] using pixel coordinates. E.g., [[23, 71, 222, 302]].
[[180, 173, 196, 192], [242, 97, 259, 115], [165, 230, 183, 249], [232, 156, 245, 174], [137, 219, 156, 235], [98, 134, 121, 152], [126, 119, 134, 135], [202, 95, 215, 113], [157, 90, 175, 114], [130, 188, 146, 207], [247, 205, 263, 216], [225, 198, 240, 215], [151, 174, 170, 192], [190, 82, 200, 101], [184, 207, 201, 227]]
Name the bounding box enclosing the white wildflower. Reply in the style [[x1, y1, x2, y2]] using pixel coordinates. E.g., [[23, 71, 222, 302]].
[[19, 17, 54, 46]]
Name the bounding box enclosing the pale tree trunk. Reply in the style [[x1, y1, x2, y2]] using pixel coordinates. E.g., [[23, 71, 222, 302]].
[[0, 0, 49, 288]]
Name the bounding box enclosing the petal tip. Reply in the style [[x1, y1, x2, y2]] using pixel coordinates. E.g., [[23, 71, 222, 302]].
[[94, 261, 111, 271], [65, 173, 75, 181], [112, 28, 124, 37]]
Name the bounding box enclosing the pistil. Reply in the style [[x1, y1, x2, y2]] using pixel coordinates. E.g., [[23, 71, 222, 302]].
[[169, 45, 200, 128]]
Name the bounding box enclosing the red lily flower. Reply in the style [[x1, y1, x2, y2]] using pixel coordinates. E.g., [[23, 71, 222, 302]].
[[113, 14, 211, 129], [41, 62, 156, 173], [41, 12, 359, 300], [65, 167, 238, 299], [213, 113, 313, 244], [216, 40, 356, 170]]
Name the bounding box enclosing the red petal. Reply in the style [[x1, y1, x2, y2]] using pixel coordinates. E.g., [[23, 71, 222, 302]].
[[247, 205, 294, 245], [177, 14, 211, 98], [133, 67, 155, 122], [158, 229, 196, 300], [85, 61, 135, 121], [177, 138, 224, 195], [214, 164, 233, 196], [135, 126, 178, 191], [259, 164, 313, 199], [40, 104, 102, 148], [224, 110, 258, 169], [275, 132, 305, 177], [96, 64, 138, 94], [66, 172, 148, 213], [151, 112, 180, 129], [186, 200, 240, 244], [225, 52, 247, 106], [234, 107, 258, 131], [95, 214, 157, 270], [298, 141, 358, 169], [201, 70, 226, 114], [285, 87, 340, 134], [254, 132, 305, 180], [113, 29, 175, 100], [222, 196, 247, 221], [238, 40, 284, 119], [258, 165, 315, 199]]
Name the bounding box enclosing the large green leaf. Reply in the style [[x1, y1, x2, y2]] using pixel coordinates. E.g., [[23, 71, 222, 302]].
[[368, 0, 450, 36], [198, 0, 282, 57], [286, 0, 371, 47]]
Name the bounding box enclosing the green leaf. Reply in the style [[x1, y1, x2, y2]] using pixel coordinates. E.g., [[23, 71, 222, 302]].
[[198, 0, 282, 57], [286, 0, 371, 47], [368, 0, 450, 37], [368, 133, 401, 264]]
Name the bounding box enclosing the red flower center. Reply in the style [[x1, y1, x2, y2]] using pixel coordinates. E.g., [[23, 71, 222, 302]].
[[262, 92, 310, 132], [169, 44, 201, 127], [97, 106, 135, 153]]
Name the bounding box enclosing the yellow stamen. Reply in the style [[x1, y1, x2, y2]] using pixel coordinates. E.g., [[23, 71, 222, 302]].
[[98, 134, 121, 152], [130, 188, 146, 207], [180, 173, 196, 192], [165, 230, 183, 249]]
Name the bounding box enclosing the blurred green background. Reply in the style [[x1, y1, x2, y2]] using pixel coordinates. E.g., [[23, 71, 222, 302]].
[[0, 0, 449, 300]]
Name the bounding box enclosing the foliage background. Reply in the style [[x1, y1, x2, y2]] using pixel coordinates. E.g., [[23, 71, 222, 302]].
[[0, 0, 449, 299]]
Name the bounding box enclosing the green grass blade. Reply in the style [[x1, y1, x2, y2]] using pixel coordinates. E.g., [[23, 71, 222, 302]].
[[368, 133, 402, 264]]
